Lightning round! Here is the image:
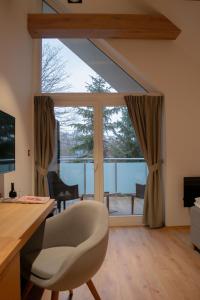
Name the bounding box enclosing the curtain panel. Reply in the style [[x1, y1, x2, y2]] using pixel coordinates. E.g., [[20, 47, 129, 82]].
[[34, 96, 55, 196], [125, 95, 164, 228]]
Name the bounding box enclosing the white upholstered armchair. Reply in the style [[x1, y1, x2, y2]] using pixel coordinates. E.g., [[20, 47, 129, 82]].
[[21, 200, 109, 300]]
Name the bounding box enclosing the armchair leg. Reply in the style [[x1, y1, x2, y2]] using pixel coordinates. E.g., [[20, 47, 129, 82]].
[[87, 279, 101, 300], [68, 289, 73, 299], [131, 195, 135, 215], [51, 291, 59, 300], [57, 201, 61, 213]]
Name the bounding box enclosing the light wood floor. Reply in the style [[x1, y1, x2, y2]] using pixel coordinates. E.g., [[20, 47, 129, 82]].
[[42, 227, 200, 300]]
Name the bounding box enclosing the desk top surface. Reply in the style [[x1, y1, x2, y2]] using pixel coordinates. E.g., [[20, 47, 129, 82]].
[[0, 199, 55, 248]]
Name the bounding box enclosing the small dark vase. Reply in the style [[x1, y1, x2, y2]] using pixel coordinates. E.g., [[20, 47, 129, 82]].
[[9, 182, 17, 198]]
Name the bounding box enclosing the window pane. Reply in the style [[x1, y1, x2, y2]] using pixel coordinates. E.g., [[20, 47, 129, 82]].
[[41, 38, 146, 93]]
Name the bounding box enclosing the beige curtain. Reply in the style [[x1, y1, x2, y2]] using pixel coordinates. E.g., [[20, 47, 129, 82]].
[[34, 96, 55, 196], [125, 95, 164, 228]]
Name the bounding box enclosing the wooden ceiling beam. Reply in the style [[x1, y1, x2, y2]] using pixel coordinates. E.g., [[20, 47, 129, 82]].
[[27, 13, 181, 40]]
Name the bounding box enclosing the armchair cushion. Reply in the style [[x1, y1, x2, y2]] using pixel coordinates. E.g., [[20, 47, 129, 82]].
[[25, 246, 75, 280]]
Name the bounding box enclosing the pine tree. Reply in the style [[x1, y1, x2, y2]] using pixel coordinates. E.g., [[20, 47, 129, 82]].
[[69, 107, 94, 157], [69, 75, 116, 157]]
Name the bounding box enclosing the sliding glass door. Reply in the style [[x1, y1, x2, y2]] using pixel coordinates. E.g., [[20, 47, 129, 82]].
[[50, 95, 146, 225]]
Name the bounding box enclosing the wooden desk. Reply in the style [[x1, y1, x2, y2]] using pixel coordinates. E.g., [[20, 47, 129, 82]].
[[0, 200, 54, 300], [0, 237, 21, 300]]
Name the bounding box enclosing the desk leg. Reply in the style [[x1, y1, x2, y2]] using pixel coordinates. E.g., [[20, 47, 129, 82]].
[[57, 201, 61, 213]]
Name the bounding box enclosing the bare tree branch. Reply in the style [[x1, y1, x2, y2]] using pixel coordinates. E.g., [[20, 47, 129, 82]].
[[41, 41, 71, 92]]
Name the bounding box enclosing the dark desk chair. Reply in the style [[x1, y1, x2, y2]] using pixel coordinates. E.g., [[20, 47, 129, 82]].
[[47, 171, 81, 213], [131, 183, 146, 215]]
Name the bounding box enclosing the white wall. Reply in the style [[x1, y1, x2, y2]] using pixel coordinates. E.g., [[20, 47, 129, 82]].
[[0, 0, 41, 197]]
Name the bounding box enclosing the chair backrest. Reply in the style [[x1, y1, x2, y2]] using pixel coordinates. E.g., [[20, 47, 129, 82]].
[[43, 201, 109, 291], [45, 200, 108, 248], [136, 183, 146, 198], [47, 171, 56, 198], [47, 171, 79, 200]]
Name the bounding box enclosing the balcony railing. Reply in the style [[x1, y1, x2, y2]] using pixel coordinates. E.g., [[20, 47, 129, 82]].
[[58, 157, 147, 195]]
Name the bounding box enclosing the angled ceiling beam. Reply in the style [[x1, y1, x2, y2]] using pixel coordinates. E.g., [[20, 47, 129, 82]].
[[27, 14, 181, 40]]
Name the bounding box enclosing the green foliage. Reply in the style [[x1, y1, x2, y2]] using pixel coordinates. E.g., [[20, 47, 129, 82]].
[[85, 75, 113, 93]]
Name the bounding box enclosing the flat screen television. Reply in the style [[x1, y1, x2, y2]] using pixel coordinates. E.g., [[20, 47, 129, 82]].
[[183, 177, 200, 207], [0, 110, 15, 173]]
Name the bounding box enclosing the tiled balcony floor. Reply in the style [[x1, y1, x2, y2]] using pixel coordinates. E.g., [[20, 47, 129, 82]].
[[58, 196, 144, 216], [106, 196, 144, 215]]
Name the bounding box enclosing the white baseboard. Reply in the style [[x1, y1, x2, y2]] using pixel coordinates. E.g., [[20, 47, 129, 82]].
[[109, 215, 143, 227]]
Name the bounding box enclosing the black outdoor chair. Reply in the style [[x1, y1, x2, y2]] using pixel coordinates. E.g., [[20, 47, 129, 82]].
[[131, 183, 146, 214], [47, 171, 81, 213]]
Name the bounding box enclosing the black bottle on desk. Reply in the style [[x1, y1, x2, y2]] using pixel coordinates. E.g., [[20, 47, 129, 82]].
[[9, 182, 17, 198]]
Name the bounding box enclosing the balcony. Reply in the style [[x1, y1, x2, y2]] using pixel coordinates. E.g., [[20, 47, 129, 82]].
[[59, 157, 147, 216]]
